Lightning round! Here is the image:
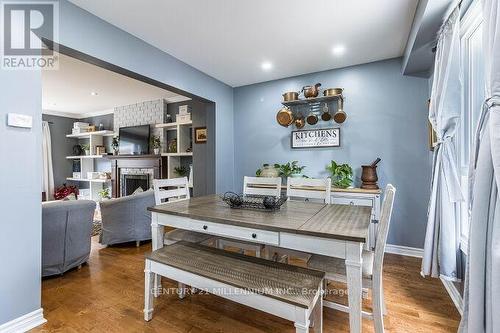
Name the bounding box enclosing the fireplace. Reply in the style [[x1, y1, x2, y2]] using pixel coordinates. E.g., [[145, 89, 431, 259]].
[[122, 174, 149, 196], [119, 168, 155, 197], [108, 155, 165, 198]]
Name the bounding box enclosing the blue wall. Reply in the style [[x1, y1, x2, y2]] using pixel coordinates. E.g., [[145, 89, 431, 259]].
[[0, 66, 42, 323], [233, 58, 432, 248]]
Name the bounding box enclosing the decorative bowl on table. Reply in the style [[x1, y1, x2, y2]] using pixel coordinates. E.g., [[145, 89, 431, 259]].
[[221, 192, 287, 211]]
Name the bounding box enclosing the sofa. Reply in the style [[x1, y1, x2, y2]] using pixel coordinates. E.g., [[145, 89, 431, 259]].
[[99, 190, 155, 246], [42, 200, 96, 277]]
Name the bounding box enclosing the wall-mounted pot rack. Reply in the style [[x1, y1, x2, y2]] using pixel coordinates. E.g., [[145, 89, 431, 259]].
[[277, 93, 346, 128]]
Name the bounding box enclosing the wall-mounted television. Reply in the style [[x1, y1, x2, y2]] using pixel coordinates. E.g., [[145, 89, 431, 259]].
[[118, 125, 150, 155]]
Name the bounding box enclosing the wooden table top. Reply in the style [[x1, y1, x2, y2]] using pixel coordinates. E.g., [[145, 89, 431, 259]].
[[148, 194, 371, 242]]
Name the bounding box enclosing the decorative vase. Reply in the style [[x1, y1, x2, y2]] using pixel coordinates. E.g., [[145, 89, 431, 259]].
[[361, 165, 379, 189], [260, 165, 280, 178], [113, 149, 118, 156], [85, 150, 90, 156], [154, 148, 160, 155]]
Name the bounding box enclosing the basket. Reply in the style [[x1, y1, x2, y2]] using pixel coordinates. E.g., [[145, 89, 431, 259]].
[[221, 192, 287, 211]]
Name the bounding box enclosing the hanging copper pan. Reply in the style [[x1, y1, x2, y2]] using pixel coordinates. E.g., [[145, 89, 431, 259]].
[[276, 107, 294, 127], [333, 98, 347, 123], [294, 117, 305, 129]]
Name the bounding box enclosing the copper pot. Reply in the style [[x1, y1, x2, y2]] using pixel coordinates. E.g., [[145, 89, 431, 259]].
[[282, 91, 299, 102], [276, 107, 294, 127], [294, 117, 305, 129], [323, 88, 343, 97], [302, 83, 322, 98]]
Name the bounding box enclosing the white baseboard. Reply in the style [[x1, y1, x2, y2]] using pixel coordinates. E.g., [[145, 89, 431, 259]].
[[440, 278, 463, 315], [385, 244, 424, 258], [0, 309, 46, 333]]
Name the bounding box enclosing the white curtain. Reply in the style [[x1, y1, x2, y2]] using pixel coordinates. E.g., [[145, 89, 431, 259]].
[[421, 7, 464, 281], [460, 0, 500, 331], [42, 121, 54, 200]]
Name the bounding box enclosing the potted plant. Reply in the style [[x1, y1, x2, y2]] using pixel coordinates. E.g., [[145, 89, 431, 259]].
[[98, 188, 111, 201], [326, 161, 353, 188], [81, 144, 91, 156], [150, 135, 161, 155], [277, 161, 306, 180], [111, 137, 119, 155], [174, 166, 189, 177]]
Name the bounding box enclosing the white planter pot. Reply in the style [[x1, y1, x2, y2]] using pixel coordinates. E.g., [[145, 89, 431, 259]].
[[154, 148, 160, 155]]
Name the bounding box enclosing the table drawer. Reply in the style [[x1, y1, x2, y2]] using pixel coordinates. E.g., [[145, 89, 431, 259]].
[[331, 197, 373, 207], [164, 215, 279, 245]]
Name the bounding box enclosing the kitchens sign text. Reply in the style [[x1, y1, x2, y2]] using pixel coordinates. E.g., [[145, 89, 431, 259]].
[[291, 128, 340, 148]]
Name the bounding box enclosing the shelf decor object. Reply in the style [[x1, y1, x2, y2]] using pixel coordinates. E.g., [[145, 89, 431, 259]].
[[221, 192, 288, 211]]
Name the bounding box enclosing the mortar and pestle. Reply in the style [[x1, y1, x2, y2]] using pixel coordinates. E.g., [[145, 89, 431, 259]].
[[361, 158, 381, 189]]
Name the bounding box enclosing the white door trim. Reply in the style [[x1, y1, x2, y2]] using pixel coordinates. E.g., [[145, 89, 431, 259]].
[[0, 309, 46, 333]]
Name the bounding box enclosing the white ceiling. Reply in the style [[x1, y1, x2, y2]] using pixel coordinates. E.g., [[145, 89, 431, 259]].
[[69, 0, 419, 87], [42, 53, 189, 117]]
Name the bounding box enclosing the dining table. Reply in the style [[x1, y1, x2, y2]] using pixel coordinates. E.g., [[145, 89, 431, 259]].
[[148, 194, 372, 333]]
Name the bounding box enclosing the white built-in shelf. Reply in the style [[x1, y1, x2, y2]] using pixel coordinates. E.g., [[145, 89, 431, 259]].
[[66, 130, 115, 138], [155, 121, 192, 129], [66, 177, 110, 183], [66, 155, 106, 159], [161, 152, 193, 157]]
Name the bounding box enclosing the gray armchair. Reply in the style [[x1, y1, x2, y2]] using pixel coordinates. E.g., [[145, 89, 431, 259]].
[[99, 190, 155, 246], [42, 200, 96, 277]]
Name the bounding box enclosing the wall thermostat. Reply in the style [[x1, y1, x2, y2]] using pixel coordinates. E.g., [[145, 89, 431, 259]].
[[7, 113, 33, 129]]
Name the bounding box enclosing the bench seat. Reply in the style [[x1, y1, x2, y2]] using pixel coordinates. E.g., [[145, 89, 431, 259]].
[[144, 242, 325, 332]]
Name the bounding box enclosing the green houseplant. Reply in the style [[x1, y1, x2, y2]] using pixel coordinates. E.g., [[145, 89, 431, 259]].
[[174, 166, 189, 177], [150, 135, 161, 155], [98, 188, 111, 200], [81, 144, 91, 156], [326, 161, 353, 188], [277, 161, 305, 178]]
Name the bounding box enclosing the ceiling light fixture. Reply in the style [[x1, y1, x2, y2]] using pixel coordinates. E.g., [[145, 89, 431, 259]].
[[332, 45, 346, 56], [261, 61, 273, 71], [90, 91, 98, 96]]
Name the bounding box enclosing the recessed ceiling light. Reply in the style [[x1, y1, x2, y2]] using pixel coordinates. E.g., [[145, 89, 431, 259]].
[[332, 45, 346, 56], [261, 61, 273, 71], [90, 91, 98, 96]]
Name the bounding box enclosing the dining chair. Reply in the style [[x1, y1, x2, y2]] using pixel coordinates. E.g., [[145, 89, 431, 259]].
[[266, 177, 332, 263], [216, 176, 282, 257], [153, 177, 212, 246], [307, 184, 396, 333]]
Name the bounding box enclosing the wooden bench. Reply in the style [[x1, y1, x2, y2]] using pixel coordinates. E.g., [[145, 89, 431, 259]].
[[144, 242, 325, 333]]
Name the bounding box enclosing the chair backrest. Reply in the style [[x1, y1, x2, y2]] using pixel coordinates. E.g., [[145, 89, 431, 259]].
[[286, 177, 332, 204], [153, 177, 190, 205], [372, 184, 396, 278], [243, 176, 281, 197]]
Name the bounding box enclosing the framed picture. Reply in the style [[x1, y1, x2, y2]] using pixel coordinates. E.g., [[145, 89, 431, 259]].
[[194, 127, 207, 144], [291, 128, 340, 149]]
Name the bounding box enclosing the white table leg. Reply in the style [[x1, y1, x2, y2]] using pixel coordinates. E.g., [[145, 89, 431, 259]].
[[151, 213, 164, 297], [345, 242, 363, 333], [144, 260, 154, 321]]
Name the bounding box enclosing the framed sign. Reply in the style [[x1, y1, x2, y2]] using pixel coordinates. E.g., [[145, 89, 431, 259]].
[[291, 128, 340, 149]]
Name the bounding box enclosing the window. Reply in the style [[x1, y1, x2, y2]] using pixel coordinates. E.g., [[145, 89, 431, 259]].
[[458, 1, 484, 253]]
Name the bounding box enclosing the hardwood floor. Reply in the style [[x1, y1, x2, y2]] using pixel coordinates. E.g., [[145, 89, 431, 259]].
[[32, 238, 460, 333]]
